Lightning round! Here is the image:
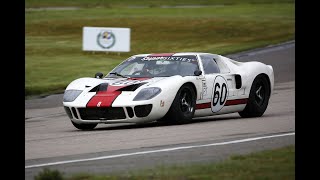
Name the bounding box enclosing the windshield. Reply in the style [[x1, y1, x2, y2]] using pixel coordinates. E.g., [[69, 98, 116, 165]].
[[107, 55, 199, 78]]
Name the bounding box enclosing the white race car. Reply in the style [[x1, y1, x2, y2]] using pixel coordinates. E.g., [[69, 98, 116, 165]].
[[63, 52, 274, 130]]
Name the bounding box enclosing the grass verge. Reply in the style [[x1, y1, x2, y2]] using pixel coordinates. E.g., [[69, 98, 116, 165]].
[[26, 0, 294, 8], [34, 145, 295, 180]]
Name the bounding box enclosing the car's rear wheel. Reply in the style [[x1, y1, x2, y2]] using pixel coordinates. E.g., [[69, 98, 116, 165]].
[[162, 84, 196, 124], [239, 74, 270, 118], [71, 121, 98, 130]]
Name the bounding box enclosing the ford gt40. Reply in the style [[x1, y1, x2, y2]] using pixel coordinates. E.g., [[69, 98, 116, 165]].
[[63, 52, 274, 130]]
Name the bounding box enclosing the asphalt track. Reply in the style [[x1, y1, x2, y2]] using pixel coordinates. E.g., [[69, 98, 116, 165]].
[[25, 41, 295, 179]]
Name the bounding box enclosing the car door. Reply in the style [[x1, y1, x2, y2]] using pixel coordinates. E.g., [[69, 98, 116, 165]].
[[196, 54, 239, 116]]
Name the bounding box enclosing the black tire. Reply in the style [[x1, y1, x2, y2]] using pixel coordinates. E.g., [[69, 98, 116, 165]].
[[162, 84, 196, 124], [71, 121, 98, 130], [239, 74, 271, 118]]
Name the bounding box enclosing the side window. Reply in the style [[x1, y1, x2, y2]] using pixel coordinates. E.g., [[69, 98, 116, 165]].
[[200, 55, 220, 74]]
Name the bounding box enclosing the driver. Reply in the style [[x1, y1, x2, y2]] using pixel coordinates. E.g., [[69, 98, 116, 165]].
[[141, 62, 156, 75], [165, 63, 178, 76]]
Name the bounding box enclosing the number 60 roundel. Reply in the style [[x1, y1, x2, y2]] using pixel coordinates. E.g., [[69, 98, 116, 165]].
[[211, 75, 229, 113]]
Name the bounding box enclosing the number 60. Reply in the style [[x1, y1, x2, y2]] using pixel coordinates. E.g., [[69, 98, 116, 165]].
[[212, 83, 227, 106]]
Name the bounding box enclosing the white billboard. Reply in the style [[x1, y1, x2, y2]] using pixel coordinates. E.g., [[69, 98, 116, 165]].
[[83, 27, 130, 52]]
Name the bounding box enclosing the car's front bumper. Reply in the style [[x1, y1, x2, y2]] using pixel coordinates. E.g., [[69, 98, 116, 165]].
[[63, 104, 163, 124]]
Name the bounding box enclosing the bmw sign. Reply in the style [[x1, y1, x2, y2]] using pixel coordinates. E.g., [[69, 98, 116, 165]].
[[83, 27, 130, 52]]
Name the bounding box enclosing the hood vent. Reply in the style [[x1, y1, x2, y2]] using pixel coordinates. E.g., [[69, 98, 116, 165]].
[[89, 83, 108, 92], [118, 82, 147, 91]]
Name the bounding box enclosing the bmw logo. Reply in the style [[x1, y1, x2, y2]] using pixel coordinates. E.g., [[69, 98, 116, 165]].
[[97, 30, 116, 49]]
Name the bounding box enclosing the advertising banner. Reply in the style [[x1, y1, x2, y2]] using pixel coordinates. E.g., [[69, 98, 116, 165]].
[[83, 27, 130, 52]]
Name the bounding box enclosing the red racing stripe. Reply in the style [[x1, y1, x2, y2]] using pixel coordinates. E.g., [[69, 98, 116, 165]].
[[127, 77, 150, 81], [148, 53, 175, 57], [195, 102, 211, 109], [225, 98, 248, 106], [87, 78, 150, 108], [86, 91, 121, 108], [106, 85, 125, 92], [86, 85, 124, 108], [196, 98, 248, 109]]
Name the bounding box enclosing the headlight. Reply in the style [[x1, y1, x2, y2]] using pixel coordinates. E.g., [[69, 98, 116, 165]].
[[133, 87, 161, 101], [63, 90, 83, 102]]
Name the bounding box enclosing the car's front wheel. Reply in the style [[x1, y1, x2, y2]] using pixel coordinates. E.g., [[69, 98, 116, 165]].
[[71, 121, 98, 130], [162, 84, 196, 124], [239, 74, 271, 118]]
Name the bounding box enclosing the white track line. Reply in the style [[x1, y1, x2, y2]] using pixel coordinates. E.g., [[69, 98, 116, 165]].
[[25, 132, 295, 169]]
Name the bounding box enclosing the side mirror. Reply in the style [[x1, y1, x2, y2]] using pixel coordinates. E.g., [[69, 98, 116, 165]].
[[194, 70, 202, 76], [95, 72, 103, 79]]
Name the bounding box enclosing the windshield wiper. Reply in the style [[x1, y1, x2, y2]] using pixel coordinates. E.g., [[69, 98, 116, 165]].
[[109, 72, 128, 78]]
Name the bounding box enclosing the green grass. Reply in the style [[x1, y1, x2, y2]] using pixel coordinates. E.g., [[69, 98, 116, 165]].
[[35, 145, 295, 180], [25, 2, 294, 97], [34, 168, 64, 180], [26, 0, 295, 8]]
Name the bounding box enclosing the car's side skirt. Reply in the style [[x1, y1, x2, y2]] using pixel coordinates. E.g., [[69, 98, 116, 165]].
[[194, 98, 248, 117], [195, 98, 248, 109]]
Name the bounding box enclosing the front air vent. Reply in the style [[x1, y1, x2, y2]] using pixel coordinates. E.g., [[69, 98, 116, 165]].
[[71, 107, 78, 119], [134, 104, 152, 117], [78, 107, 126, 120], [126, 107, 134, 118], [64, 106, 73, 119]]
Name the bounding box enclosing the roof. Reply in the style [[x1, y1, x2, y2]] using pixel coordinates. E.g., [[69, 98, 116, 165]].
[[134, 52, 220, 57]]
